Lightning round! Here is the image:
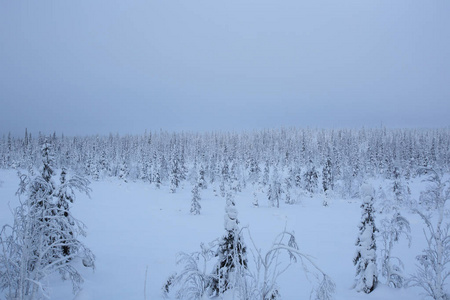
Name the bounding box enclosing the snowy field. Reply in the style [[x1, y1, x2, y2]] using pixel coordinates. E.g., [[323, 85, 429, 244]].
[[0, 169, 442, 299]]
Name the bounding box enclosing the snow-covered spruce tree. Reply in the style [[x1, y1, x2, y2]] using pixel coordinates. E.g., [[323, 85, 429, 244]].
[[392, 165, 405, 207], [353, 184, 378, 294], [410, 168, 450, 300], [40, 138, 56, 190], [262, 160, 270, 187], [303, 162, 318, 197], [267, 166, 282, 208], [380, 212, 411, 288], [118, 158, 129, 183], [198, 164, 207, 190], [220, 158, 230, 198], [322, 157, 333, 195], [247, 156, 260, 186], [98, 150, 109, 178], [230, 161, 242, 193], [210, 190, 248, 296], [170, 151, 181, 193], [0, 139, 95, 299], [190, 184, 201, 215], [284, 176, 293, 205], [154, 171, 162, 189], [54, 167, 92, 259]]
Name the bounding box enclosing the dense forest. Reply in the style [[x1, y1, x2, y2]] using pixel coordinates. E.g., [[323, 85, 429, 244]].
[[1, 128, 449, 200]]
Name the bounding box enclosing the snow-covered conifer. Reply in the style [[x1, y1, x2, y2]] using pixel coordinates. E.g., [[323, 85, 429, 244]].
[[54, 167, 92, 258], [0, 140, 95, 299], [267, 166, 282, 208], [262, 160, 270, 187], [220, 158, 230, 197], [118, 158, 129, 183], [170, 155, 181, 193], [190, 184, 201, 215], [230, 161, 242, 193], [198, 164, 207, 190], [248, 156, 260, 186], [284, 176, 293, 205], [303, 162, 318, 196], [210, 190, 248, 295], [322, 157, 333, 195], [353, 184, 378, 294], [154, 171, 161, 189], [40, 138, 55, 187], [392, 166, 405, 206]]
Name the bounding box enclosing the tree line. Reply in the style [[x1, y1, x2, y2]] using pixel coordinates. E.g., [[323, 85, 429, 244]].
[[0, 128, 449, 199]]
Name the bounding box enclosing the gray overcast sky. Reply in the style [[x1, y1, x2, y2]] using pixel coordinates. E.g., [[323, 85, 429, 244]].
[[1, 0, 449, 137]]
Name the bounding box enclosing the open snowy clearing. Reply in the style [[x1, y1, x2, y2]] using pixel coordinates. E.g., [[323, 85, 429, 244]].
[[0, 169, 438, 299]]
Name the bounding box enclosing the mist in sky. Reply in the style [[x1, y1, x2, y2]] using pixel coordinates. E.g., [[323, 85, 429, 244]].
[[1, 0, 449, 136]]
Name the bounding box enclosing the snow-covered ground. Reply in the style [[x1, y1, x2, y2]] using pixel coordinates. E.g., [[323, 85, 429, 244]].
[[0, 170, 438, 299]]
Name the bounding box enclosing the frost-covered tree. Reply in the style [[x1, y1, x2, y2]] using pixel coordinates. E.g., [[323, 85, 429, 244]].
[[230, 161, 242, 193], [392, 165, 406, 207], [0, 176, 95, 299], [40, 139, 56, 188], [380, 212, 411, 288], [247, 156, 260, 186], [261, 160, 270, 187], [267, 166, 282, 208], [190, 184, 201, 215], [118, 158, 129, 183], [210, 190, 248, 296], [410, 168, 450, 300], [353, 184, 378, 294], [284, 176, 293, 205], [170, 151, 181, 193], [322, 157, 333, 195], [54, 167, 92, 258], [98, 150, 109, 178], [0, 139, 95, 299], [197, 164, 207, 190], [219, 156, 230, 198], [154, 171, 161, 189], [303, 162, 318, 196]]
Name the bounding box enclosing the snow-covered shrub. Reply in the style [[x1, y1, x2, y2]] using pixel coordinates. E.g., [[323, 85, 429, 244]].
[[410, 168, 450, 300], [380, 212, 411, 288], [244, 230, 335, 300], [168, 249, 215, 300]]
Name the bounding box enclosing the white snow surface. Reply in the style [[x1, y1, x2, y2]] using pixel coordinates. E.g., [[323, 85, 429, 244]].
[[0, 170, 437, 299]]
